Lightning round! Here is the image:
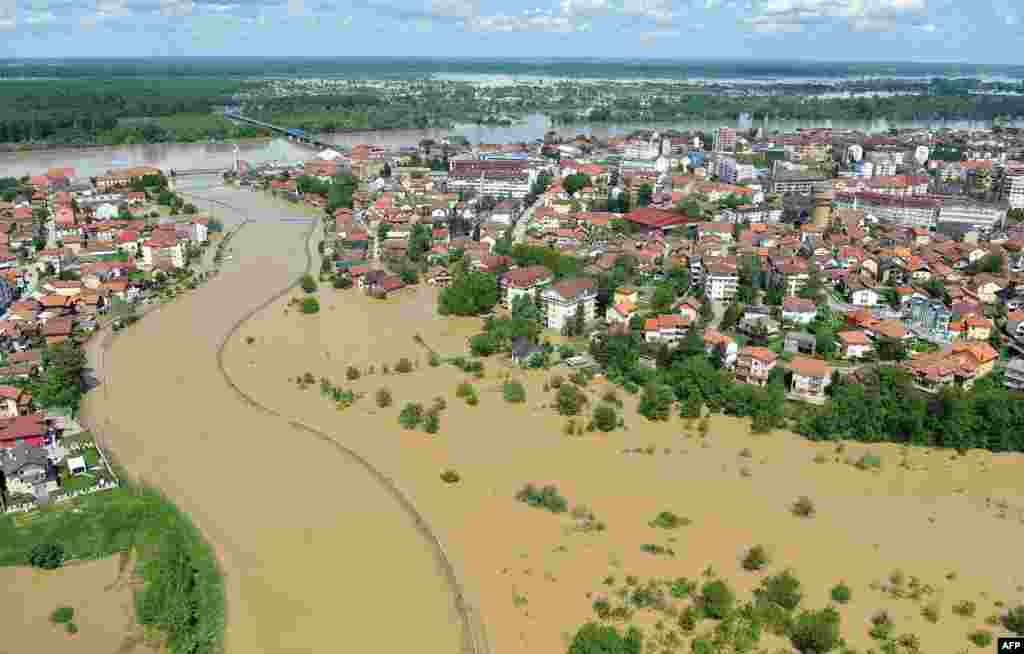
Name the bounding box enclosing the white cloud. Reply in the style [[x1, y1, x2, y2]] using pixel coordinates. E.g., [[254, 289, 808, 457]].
[[161, 0, 192, 16], [746, 0, 926, 32], [466, 11, 588, 32], [622, 0, 676, 25], [0, 0, 16, 28], [427, 0, 476, 18], [25, 8, 55, 21], [915, 21, 935, 31]]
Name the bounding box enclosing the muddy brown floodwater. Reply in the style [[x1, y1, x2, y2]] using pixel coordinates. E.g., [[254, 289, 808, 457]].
[[81, 182, 469, 654], [225, 278, 1024, 654]]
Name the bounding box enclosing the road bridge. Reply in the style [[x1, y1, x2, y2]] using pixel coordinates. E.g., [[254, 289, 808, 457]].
[[223, 111, 334, 150]]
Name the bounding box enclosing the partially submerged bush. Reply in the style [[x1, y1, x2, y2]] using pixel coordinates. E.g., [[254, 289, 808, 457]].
[[346, 366, 361, 381], [395, 357, 414, 374], [968, 630, 993, 647], [789, 607, 841, 654], [700, 580, 736, 619], [515, 483, 568, 514], [300, 273, 317, 293], [398, 403, 423, 429], [952, 600, 976, 618], [791, 496, 816, 518], [28, 543, 64, 570], [50, 607, 75, 624], [375, 387, 392, 408], [556, 383, 586, 416], [456, 381, 478, 405], [440, 469, 461, 484], [503, 380, 526, 404], [742, 545, 770, 571], [592, 404, 618, 432], [756, 570, 803, 611], [649, 511, 690, 530], [830, 582, 852, 604], [300, 297, 320, 314]]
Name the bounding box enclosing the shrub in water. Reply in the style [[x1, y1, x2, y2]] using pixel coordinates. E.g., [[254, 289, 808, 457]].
[[556, 383, 585, 416], [968, 630, 993, 647], [300, 274, 317, 293], [515, 483, 568, 513], [1004, 605, 1024, 634], [789, 607, 841, 654], [756, 570, 803, 611], [649, 511, 690, 529], [28, 543, 64, 570], [423, 410, 440, 434], [700, 580, 735, 619], [592, 404, 618, 432], [428, 352, 441, 367], [830, 582, 852, 604], [440, 469, 460, 484], [503, 380, 526, 404], [395, 358, 414, 374], [953, 600, 976, 617], [300, 297, 320, 314], [375, 387, 392, 408], [398, 403, 423, 429], [742, 545, 770, 571], [791, 496, 816, 518], [549, 374, 564, 389], [856, 453, 882, 470], [50, 607, 75, 624], [346, 366, 361, 381]]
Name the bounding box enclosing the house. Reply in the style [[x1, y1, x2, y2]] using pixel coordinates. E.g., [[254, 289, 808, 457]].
[[501, 265, 554, 309], [511, 337, 544, 366], [643, 314, 690, 345], [42, 318, 73, 346], [787, 356, 833, 404], [0, 385, 31, 418], [541, 277, 597, 331], [904, 341, 999, 392], [704, 261, 739, 301], [614, 287, 640, 306], [0, 413, 49, 449], [964, 316, 993, 341], [738, 313, 780, 337], [784, 331, 817, 356], [0, 442, 58, 503], [1006, 358, 1024, 391], [837, 330, 873, 359], [142, 233, 186, 269], [781, 297, 817, 325], [1006, 311, 1024, 340], [703, 329, 738, 368], [850, 285, 880, 307], [605, 302, 637, 325], [735, 346, 778, 387], [677, 297, 702, 323]]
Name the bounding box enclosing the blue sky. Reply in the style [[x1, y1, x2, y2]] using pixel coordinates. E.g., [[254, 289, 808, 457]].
[[0, 0, 1021, 62]]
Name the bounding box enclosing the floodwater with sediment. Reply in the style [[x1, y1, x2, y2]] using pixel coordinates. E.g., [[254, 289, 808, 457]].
[[78, 179, 1024, 654]]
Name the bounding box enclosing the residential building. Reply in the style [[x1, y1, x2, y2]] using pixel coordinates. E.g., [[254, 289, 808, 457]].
[[714, 127, 737, 154], [787, 356, 833, 404], [1002, 161, 1024, 209], [703, 329, 738, 367], [1, 442, 58, 503], [904, 341, 999, 392], [540, 277, 597, 331], [704, 261, 739, 301], [1006, 358, 1024, 391], [781, 297, 817, 325], [834, 192, 940, 230], [142, 233, 186, 269], [771, 170, 828, 194], [784, 331, 817, 355], [735, 346, 778, 387], [644, 314, 690, 345], [94, 166, 162, 192], [837, 330, 873, 359], [0, 385, 31, 418], [447, 160, 532, 198], [500, 265, 554, 309], [936, 200, 1007, 236], [606, 302, 637, 325]]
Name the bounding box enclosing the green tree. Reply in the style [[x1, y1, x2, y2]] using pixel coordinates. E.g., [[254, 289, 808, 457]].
[[557, 383, 585, 416], [638, 383, 674, 421], [721, 302, 742, 330], [789, 607, 841, 654], [651, 283, 676, 314], [300, 274, 317, 293], [300, 297, 320, 314], [567, 622, 642, 654], [32, 342, 86, 410], [593, 404, 618, 432], [637, 184, 653, 208], [700, 580, 735, 619], [438, 271, 499, 316], [756, 570, 804, 611]]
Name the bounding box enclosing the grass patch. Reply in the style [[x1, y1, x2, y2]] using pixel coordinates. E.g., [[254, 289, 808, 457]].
[[0, 485, 223, 654]]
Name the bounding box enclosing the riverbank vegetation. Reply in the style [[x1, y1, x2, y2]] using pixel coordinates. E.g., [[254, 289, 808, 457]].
[[0, 484, 223, 654]]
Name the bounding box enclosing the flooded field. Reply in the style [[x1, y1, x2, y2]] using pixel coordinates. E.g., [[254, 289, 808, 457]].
[[224, 282, 1024, 654], [80, 185, 466, 654], [0, 556, 142, 654]]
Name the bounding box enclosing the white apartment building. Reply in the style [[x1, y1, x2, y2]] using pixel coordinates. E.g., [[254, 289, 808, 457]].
[[541, 278, 597, 331], [704, 262, 739, 301], [1003, 162, 1024, 209]]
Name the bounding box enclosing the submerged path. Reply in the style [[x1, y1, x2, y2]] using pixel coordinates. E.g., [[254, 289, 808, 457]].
[[81, 184, 472, 654]]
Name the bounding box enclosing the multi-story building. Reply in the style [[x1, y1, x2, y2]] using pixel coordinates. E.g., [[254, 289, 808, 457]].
[[703, 261, 739, 301], [141, 232, 186, 269], [787, 356, 833, 404], [447, 160, 533, 198], [771, 170, 828, 194], [908, 297, 953, 342], [735, 346, 778, 387], [833, 192, 939, 230], [94, 166, 162, 192], [1006, 358, 1024, 391], [540, 277, 597, 331], [936, 200, 1007, 236], [771, 259, 810, 297], [500, 265, 554, 309], [1002, 161, 1024, 209], [717, 158, 737, 184], [715, 127, 737, 154]]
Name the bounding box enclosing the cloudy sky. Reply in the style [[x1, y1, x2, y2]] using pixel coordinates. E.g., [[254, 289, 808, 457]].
[[0, 0, 1021, 61]]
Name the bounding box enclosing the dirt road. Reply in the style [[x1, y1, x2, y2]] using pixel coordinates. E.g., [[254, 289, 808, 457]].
[[81, 185, 469, 654]]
